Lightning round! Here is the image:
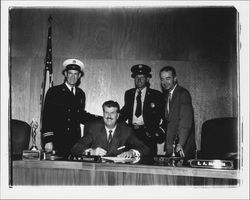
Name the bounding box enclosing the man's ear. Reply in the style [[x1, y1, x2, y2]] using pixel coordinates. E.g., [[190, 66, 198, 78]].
[[117, 113, 120, 119], [79, 71, 84, 78], [174, 76, 177, 83]]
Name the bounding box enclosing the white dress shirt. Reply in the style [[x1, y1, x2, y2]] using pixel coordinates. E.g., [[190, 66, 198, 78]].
[[167, 84, 177, 112]]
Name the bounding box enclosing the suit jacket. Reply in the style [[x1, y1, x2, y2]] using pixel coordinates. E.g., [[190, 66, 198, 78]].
[[120, 87, 165, 143], [41, 83, 98, 157], [165, 85, 196, 157], [71, 119, 150, 157]]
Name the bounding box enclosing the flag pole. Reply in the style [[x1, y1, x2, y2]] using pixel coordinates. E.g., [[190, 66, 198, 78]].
[[40, 15, 53, 148]]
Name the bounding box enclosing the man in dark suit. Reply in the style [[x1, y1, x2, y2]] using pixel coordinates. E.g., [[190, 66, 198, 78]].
[[160, 66, 196, 158], [41, 58, 99, 158], [119, 64, 166, 156], [71, 100, 150, 157]]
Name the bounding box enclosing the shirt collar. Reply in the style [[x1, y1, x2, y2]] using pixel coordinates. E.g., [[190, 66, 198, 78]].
[[137, 87, 147, 95], [104, 125, 117, 135], [169, 84, 177, 95], [65, 82, 75, 91]]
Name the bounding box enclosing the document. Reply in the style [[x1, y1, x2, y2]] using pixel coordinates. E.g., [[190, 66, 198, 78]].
[[102, 156, 140, 163]]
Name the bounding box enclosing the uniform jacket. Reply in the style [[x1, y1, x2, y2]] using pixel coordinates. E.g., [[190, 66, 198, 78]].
[[71, 119, 150, 156], [120, 87, 166, 143], [165, 84, 196, 157], [41, 83, 98, 157]]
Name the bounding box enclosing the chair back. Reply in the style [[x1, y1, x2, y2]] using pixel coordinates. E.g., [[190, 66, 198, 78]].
[[11, 119, 31, 158], [200, 117, 238, 159]]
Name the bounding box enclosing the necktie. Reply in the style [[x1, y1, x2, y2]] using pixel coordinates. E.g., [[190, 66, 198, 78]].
[[107, 130, 113, 153], [108, 130, 113, 144], [135, 90, 142, 117], [165, 92, 171, 116], [71, 87, 74, 95]]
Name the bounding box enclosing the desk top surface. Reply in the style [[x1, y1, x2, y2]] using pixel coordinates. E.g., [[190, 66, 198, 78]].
[[12, 160, 239, 179]]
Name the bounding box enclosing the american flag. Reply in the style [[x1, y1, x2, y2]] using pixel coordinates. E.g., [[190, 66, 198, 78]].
[[40, 16, 53, 126]]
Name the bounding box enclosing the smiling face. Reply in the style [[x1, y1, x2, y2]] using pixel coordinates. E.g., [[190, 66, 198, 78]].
[[103, 106, 119, 129], [160, 70, 177, 91], [64, 69, 81, 87], [134, 74, 149, 90]]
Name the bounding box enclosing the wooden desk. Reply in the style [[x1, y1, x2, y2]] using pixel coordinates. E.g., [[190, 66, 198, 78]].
[[12, 160, 239, 185]]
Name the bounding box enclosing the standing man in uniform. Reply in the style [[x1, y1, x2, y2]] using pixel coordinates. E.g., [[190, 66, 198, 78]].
[[120, 64, 166, 156], [159, 66, 196, 158], [41, 58, 99, 158]]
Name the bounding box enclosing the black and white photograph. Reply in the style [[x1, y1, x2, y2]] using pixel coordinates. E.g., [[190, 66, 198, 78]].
[[1, 1, 249, 199]]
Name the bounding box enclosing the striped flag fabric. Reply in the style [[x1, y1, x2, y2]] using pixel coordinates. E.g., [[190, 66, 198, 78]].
[[40, 16, 53, 127]]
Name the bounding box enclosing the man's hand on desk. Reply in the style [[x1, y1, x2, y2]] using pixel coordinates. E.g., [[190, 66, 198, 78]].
[[176, 144, 185, 157], [84, 147, 107, 156], [44, 142, 53, 153], [118, 149, 140, 158]]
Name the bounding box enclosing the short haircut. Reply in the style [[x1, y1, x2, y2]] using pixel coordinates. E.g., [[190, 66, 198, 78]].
[[102, 100, 120, 112], [160, 66, 177, 77]]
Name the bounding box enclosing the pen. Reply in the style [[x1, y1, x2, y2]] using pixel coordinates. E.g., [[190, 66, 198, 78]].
[[117, 146, 125, 150]]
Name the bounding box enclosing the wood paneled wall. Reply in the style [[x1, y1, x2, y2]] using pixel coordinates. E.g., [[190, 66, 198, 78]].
[[9, 7, 238, 150]]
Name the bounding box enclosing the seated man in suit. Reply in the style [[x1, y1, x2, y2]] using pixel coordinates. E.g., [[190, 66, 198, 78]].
[[71, 100, 150, 158]]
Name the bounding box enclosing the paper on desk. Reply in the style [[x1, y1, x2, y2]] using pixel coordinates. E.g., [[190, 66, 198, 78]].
[[102, 156, 140, 163]]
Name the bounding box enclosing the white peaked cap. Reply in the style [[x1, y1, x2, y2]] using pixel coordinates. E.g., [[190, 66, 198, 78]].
[[62, 58, 85, 71]]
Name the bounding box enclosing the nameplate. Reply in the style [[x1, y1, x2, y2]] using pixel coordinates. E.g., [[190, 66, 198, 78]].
[[22, 150, 41, 160], [189, 159, 234, 169], [69, 155, 102, 163]]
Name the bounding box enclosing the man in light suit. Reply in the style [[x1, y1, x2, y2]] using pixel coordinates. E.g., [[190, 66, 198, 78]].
[[160, 66, 196, 158], [119, 64, 166, 156], [71, 100, 150, 157]]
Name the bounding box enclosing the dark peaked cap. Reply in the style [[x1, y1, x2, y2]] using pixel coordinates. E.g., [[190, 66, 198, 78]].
[[131, 64, 152, 78]]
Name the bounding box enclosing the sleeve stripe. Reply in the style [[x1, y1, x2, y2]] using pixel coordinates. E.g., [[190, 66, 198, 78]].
[[43, 132, 54, 137]]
